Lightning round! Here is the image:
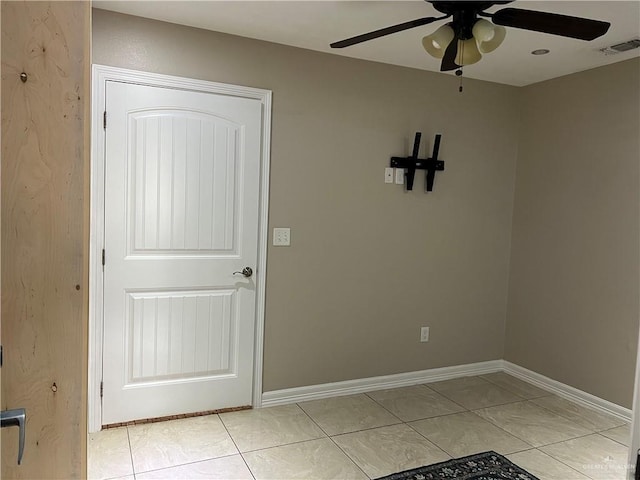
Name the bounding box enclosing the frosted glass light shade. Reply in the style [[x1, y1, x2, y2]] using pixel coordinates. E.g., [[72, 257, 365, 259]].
[[455, 38, 482, 65], [472, 19, 506, 53], [422, 24, 455, 58]]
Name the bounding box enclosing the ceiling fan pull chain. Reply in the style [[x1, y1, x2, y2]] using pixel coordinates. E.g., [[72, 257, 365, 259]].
[[456, 67, 464, 93], [457, 40, 464, 93]]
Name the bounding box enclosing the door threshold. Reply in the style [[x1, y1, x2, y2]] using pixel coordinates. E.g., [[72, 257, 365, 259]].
[[101, 405, 252, 430]]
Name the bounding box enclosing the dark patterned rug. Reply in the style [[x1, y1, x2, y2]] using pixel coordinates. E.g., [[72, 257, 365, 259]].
[[375, 451, 539, 480]]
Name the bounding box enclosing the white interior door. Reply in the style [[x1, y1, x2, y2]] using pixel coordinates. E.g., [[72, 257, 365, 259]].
[[102, 81, 262, 425]]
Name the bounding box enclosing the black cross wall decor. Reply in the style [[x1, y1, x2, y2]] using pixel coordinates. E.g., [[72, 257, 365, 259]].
[[390, 133, 444, 191]]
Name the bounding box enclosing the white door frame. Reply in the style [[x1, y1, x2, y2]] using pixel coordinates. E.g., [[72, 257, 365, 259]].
[[88, 64, 272, 433]]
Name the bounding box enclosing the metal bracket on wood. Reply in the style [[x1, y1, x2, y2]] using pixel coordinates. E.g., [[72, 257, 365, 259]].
[[390, 132, 444, 191]]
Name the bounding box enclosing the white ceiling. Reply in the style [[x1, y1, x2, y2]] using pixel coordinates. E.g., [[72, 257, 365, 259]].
[[94, 1, 640, 86]]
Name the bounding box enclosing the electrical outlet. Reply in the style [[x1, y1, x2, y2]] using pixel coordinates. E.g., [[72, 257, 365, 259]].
[[420, 326, 430, 342], [385, 167, 394, 184], [273, 227, 291, 246]]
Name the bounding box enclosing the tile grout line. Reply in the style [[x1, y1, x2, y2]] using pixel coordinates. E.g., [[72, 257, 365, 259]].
[[407, 409, 474, 423], [298, 398, 404, 437], [467, 402, 600, 470], [512, 447, 596, 479], [217, 404, 331, 455], [292, 403, 331, 438], [486, 374, 627, 432], [239, 437, 335, 454], [403, 421, 455, 459], [128, 452, 244, 477], [295, 402, 372, 479], [217, 414, 257, 480], [298, 393, 453, 473], [125, 425, 136, 478], [463, 409, 537, 452], [527, 397, 627, 433], [539, 430, 629, 449], [427, 377, 533, 411], [126, 453, 246, 480], [456, 409, 537, 454], [419, 382, 486, 413], [479, 374, 554, 399], [363, 391, 403, 417], [217, 405, 370, 454], [325, 435, 373, 479], [599, 429, 631, 448], [464, 378, 631, 478], [462, 379, 627, 478], [126, 414, 249, 477], [323, 420, 406, 437], [363, 385, 469, 421], [527, 431, 628, 477], [467, 375, 611, 449]]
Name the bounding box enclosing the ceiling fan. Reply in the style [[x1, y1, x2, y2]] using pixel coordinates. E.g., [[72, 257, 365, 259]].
[[330, 1, 611, 72]]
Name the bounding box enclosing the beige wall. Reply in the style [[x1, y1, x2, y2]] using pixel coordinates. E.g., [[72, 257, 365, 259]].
[[92, 10, 520, 392], [505, 58, 640, 408]]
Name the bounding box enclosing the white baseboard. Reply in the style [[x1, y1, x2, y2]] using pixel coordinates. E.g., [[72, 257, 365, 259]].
[[261, 360, 503, 407], [262, 359, 632, 424], [503, 361, 632, 422]]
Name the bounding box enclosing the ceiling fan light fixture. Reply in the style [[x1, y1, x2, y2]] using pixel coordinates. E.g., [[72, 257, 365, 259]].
[[422, 24, 454, 58], [472, 19, 506, 53], [456, 37, 482, 66]]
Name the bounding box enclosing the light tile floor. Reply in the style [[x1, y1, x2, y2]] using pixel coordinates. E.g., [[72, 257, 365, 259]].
[[88, 373, 632, 480]]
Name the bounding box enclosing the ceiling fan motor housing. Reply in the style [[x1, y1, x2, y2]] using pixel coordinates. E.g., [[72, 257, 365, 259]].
[[430, 1, 510, 39]]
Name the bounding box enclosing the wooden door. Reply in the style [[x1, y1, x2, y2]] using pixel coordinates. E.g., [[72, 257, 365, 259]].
[[1, 2, 90, 478]]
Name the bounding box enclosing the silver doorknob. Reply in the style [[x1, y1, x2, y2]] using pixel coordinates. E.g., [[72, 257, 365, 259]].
[[233, 267, 253, 278]]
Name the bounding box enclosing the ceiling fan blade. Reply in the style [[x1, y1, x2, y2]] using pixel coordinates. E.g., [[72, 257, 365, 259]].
[[330, 15, 446, 48], [440, 31, 459, 71], [492, 8, 610, 41]]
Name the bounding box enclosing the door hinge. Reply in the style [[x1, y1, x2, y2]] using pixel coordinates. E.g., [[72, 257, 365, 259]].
[[102, 249, 105, 266], [103, 111, 107, 129], [100, 381, 104, 398]]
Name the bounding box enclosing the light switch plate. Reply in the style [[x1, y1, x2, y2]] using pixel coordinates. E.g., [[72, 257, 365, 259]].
[[384, 167, 394, 184], [395, 169, 404, 184], [420, 326, 430, 342], [273, 227, 291, 246]]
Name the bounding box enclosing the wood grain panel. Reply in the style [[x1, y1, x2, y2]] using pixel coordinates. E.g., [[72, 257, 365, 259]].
[[1, 2, 90, 478]]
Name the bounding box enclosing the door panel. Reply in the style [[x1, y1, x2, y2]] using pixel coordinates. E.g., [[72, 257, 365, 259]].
[[102, 81, 261, 424], [126, 289, 235, 383], [129, 112, 238, 254]]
